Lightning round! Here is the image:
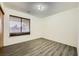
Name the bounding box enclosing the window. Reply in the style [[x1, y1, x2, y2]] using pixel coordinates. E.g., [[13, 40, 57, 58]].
[[9, 15, 30, 36]]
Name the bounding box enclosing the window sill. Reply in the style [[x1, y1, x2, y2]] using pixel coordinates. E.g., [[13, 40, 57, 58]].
[[10, 32, 30, 37]]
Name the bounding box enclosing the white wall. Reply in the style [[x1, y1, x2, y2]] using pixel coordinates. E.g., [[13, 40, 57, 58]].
[[42, 8, 78, 47], [76, 8, 79, 55], [3, 7, 42, 46]]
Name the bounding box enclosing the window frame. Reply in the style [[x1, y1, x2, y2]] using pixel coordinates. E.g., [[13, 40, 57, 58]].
[[9, 15, 30, 36]]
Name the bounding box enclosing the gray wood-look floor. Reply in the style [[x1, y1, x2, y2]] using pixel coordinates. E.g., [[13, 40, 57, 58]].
[[0, 38, 77, 56]]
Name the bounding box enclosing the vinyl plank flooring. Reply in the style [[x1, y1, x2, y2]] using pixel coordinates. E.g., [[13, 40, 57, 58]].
[[0, 38, 77, 56]]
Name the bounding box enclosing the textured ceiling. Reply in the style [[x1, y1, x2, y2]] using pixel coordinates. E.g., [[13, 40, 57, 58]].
[[3, 2, 78, 18]]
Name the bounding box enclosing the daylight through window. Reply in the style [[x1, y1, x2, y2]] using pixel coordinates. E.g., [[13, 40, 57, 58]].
[[9, 15, 30, 36]]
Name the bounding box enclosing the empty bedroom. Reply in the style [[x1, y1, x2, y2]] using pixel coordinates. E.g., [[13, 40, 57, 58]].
[[0, 2, 79, 56]]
